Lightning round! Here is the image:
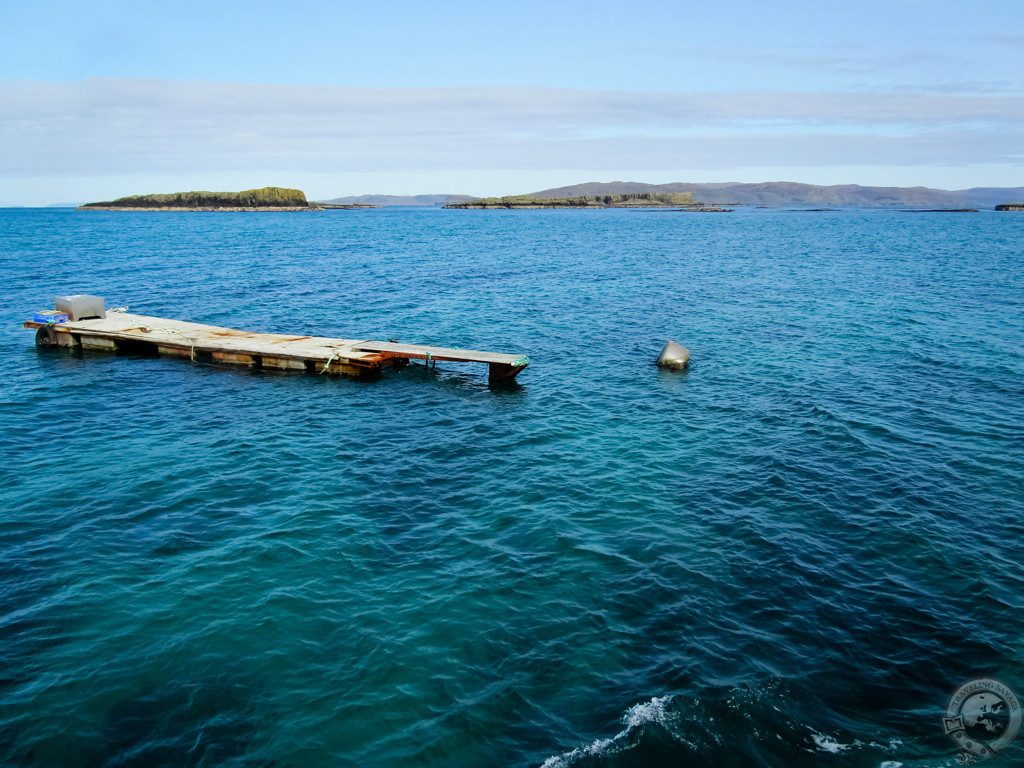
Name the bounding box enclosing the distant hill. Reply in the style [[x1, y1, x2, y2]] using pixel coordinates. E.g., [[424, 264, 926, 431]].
[[321, 194, 477, 207], [523, 181, 1024, 208], [81, 187, 314, 210]]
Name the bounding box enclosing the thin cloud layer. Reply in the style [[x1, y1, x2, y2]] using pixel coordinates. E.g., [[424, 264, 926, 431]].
[[1, 79, 1022, 176]]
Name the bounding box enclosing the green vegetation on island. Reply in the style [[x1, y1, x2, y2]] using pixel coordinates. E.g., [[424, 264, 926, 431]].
[[80, 187, 335, 211], [444, 192, 709, 209]]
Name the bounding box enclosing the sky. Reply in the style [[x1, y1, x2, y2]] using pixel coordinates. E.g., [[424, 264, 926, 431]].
[[0, 1, 1022, 205]]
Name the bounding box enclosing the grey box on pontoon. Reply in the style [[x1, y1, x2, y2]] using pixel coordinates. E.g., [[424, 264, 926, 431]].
[[55, 295, 106, 321]]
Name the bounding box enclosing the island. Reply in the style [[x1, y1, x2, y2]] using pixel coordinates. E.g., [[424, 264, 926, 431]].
[[79, 187, 374, 211], [443, 192, 729, 211], [428, 181, 1024, 208], [995, 203, 1024, 211]]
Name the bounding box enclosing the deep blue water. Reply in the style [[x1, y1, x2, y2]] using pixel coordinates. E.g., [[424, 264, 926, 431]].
[[1, 207, 1022, 767]]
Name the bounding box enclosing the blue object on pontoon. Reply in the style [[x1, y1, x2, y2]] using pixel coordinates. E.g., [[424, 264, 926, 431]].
[[33, 311, 69, 324]]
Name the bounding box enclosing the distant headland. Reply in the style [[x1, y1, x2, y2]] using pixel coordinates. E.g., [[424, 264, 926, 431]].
[[444, 192, 728, 211], [457, 182, 1024, 209], [995, 203, 1024, 211], [79, 187, 373, 211]]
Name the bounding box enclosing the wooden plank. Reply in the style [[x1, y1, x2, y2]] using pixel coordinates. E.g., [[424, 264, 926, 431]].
[[261, 356, 307, 371], [34, 313, 378, 363], [353, 340, 529, 367], [212, 351, 256, 366], [80, 337, 116, 351], [157, 345, 192, 358], [23, 311, 528, 383]]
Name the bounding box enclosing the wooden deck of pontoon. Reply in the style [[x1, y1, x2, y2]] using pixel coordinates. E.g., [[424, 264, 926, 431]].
[[24, 312, 529, 384]]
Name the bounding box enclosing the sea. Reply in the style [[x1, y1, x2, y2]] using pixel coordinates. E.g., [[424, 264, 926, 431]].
[[0, 207, 1022, 767]]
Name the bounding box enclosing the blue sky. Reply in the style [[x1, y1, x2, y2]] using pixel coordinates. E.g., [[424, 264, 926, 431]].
[[1, 1, 1022, 204]]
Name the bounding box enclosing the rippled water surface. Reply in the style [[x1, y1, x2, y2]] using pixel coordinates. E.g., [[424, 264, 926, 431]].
[[1, 208, 1022, 767]]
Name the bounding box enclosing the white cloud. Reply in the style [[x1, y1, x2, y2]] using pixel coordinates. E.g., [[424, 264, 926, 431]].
[[0, 79, 1021, 184]]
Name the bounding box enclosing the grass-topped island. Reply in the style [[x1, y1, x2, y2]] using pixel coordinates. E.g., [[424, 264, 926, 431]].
[[444, 192, 729, 211], [79, 187, 372, 212]]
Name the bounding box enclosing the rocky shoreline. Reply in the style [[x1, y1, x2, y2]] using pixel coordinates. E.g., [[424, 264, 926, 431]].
[[82, 205, 318, 212], [445, 192, 703, 209], [450, 203, 732, 212], [995, 203, 1024, 211], [672, 206, 733, 213], [82, 204, 375, 212]]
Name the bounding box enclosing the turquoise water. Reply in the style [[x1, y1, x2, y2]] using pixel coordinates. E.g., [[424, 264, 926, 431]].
[[1, 208, 1022, 767]]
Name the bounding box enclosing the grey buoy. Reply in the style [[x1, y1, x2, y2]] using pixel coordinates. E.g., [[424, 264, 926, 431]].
[[657, 341, 690, 370]]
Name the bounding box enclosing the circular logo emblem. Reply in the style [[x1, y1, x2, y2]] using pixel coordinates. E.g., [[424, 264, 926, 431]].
[[944, 679, 1021, 760]]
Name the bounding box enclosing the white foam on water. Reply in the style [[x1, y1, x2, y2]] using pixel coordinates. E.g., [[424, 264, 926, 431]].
[[542, 693, 892, 766], [809, 730, 852, 753], [540, 737, 614, 768], [622, 695, 672, 729], [540, 696, 673, 767]]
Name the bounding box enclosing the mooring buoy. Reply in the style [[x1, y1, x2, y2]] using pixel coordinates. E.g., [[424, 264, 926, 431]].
[[657, 341, 690, 370]]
